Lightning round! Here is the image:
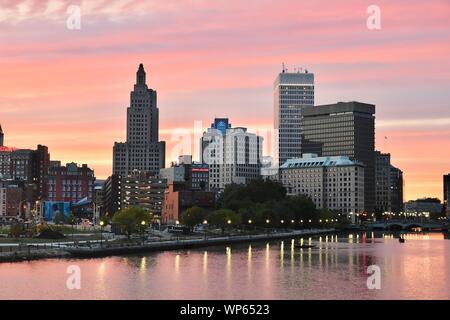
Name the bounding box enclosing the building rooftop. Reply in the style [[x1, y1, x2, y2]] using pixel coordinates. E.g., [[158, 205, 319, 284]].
[[302, 101, 375, 117], [280, 154, 363, 169], [274, 71, 314, 86], [0, 146, 16, 152]]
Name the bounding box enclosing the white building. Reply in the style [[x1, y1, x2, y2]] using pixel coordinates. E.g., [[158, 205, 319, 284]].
[[201, 119, 263, 190], [274, 68, 314, 167], [113, 64, 165, 176], [280, 154, 365, 214]]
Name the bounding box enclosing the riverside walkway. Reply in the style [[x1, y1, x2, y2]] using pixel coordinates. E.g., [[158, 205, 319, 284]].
[[66, 229, 336, 258]]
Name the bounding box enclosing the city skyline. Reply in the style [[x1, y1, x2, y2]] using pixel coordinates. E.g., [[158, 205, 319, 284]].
[[1, 0, 449, 201]]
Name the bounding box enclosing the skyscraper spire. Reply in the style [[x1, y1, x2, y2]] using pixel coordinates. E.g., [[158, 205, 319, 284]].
[[136, 63, 146, 86]]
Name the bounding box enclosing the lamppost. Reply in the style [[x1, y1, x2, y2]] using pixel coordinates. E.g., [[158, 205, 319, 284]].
[[175, 220, 180, 241], [141, 220, 146, 245], [203, 220, 208, 240], [266, 219, 270, 236], [99, 220, 104, 247]]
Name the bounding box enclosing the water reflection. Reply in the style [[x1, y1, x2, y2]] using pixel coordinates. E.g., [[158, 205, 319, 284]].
[[0, 232, 449, 300]]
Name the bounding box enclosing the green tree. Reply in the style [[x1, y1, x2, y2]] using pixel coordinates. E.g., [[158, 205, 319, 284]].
[[66, 213, 77, 240], [209, 209, 240, 234], [10, 224, 24, 238], [217, 179, 286, 210], [180, 206, 205, 230], [112, 207, 152, 239], [53, 212, 66, 225]]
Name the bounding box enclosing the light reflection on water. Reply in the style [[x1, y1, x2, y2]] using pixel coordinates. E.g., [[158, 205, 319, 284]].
[[0, 232, 449, 300]]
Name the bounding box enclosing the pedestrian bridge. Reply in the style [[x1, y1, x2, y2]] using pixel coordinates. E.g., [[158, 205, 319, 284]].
[[368, 220, 448, 231]]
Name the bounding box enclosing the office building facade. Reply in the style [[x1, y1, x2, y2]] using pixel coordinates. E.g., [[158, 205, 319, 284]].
[[280, 154, 365, 214], [301, 101, 375, 213], [274, 69, 314, 166], [201, 119, 263, 190], [47, 162, 95, 203]]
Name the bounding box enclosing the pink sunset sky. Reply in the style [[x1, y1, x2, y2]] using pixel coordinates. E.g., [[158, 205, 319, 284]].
[[0, 0, 449, 201]]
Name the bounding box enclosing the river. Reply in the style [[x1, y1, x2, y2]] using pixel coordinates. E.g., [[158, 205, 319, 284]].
[[0, 231, 449, 300]]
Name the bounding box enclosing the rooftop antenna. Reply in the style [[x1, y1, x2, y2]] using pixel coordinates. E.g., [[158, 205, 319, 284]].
[[282, 62, 286, 73]]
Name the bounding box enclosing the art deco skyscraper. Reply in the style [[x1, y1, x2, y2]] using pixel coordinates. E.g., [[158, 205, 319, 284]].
[[113, 64, 166, 176], [274, 68, 314, 167]]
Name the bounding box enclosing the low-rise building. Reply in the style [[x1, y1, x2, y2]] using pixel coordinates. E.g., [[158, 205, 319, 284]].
[[162, 183, 215, 225], [280, 154, 365, 214], [121, 171, 167, 217], [47, 162, 95, 203], [405, 198, 443, 216]]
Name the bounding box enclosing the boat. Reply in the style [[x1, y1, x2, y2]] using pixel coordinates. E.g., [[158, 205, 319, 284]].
[[398, 238, 405, 243]]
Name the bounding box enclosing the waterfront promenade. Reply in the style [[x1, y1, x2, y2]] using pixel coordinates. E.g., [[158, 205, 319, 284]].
[[0, 228, 335, 263]]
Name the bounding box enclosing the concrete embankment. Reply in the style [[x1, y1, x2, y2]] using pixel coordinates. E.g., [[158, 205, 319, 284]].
[[67, 229, 336, 258], [0, 249, 70, 263]]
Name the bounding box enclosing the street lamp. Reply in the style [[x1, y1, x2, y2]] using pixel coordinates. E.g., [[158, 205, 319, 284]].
[[248, 219, 252, 224], [141, 220, 146, 245], [99, 220, 104, 247], [203, 220, 208, 240], [266, 219, 270, 236]]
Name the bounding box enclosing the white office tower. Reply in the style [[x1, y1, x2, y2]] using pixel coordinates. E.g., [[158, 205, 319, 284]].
[[201, 119, 263, 191], [274, 67, 314, 167]]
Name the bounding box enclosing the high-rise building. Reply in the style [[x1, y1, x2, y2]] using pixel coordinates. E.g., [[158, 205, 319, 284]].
[[390, 165, 404, 213], [0, 124, 4, 147], [274, 69, 314, 166], [375, 151, 391, 213], [113, 64, 166, 177], [444, 174, 450, 213], [280, 154, 365, 214], [201, 119, 263, 190], [47, 162, 95, 203], [301, 101, 376, 213]]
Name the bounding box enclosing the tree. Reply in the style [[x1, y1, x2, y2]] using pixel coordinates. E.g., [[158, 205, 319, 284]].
[[209, 209, 240, 234], [54, 212, 66, 225], [217, 179, 287, 210], [10, 224, 24, 238], [66, 213, 77, 240], [180, 206, 205, 230], [112, 207, 152, 239]]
